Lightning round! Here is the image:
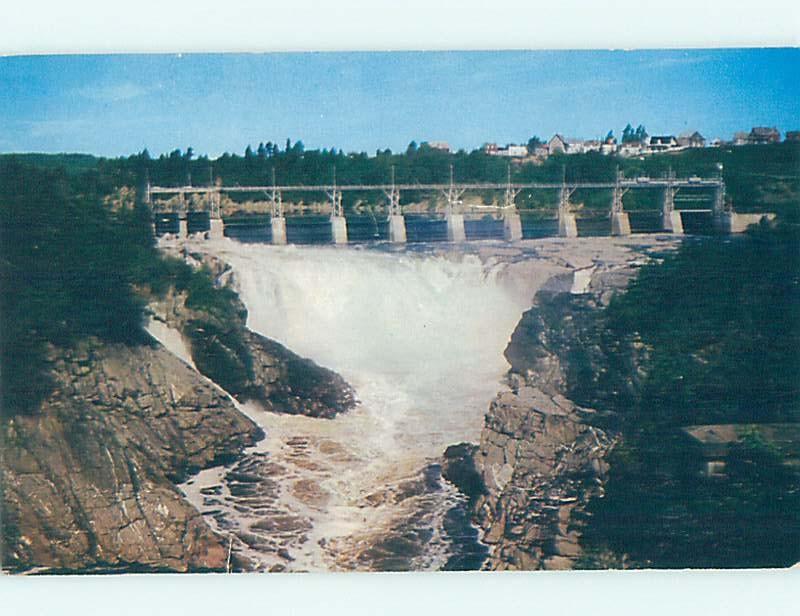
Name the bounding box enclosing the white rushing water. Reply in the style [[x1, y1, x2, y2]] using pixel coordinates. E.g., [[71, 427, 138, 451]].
[[227, 243, 544, 465], [178, 240, 564, 571]]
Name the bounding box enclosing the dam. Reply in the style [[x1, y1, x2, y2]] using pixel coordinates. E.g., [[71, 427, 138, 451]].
[[148, 168, 774, 243]]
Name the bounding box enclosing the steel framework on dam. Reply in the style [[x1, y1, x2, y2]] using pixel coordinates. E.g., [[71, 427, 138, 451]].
[[146, 164, 770, 242]]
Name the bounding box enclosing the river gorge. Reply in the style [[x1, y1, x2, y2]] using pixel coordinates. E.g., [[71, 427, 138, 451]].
[[155, 236, 674, 572]]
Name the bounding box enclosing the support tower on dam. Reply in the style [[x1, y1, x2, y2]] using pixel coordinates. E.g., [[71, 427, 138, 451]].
[[144, 163, 776, 244]]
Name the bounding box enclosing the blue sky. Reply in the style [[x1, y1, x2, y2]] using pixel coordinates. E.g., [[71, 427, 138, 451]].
[[0, 49, 797, 157]]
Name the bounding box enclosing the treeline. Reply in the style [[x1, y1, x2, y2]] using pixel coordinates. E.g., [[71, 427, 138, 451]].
[[5, 140, 799, 215], [0, 159, 239, 416]]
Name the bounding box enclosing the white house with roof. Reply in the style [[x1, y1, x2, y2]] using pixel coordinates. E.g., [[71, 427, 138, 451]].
[[617, 141, 646, 157], [648, 135, 679, 153], [548, 134, 568, 155], [677, 131, 706, 149]]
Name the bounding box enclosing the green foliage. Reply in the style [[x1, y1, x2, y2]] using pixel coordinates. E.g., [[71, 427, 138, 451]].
[[0, 159, 246, 417], [0, 159, 155, 414], [184, 320, 254, 398], [579, 223, 800, 568]]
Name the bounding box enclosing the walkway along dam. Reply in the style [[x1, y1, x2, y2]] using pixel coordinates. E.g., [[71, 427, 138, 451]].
[[147, 166, 774, 243]]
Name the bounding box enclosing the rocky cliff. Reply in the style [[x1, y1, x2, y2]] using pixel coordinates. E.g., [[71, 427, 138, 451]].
[[1, 339, 261, 573], [445, 261, 644, 571], [149, 249, 356, 419], [2, 249, 356, 573]]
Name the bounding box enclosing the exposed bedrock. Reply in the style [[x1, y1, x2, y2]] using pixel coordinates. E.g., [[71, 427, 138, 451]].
[[2, 340, 262, 573], [149, 250, 356, 419], [461, 262, 644, 570]]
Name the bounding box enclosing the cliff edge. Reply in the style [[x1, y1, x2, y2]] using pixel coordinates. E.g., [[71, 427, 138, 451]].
[[445, 262, 643, 570]]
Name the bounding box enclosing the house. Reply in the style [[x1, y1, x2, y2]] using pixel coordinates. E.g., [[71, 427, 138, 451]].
[[617, 141, 645, 157], [583, 140, 602, 153], [681, 423, 800, 478], [484, 143, 528, 158], [498, 144, 528, 158], [677, 131, 706, 148], [601, 136, 618, 155], [564, 139, 585, 154], [748, 127, 781, 144], [709, 138, 723, 148], [428, 141, 451, 152], [733, 131, 750, 146], [648, 135, 679, 153], [533, 144, 550, 158], [548, 134, 568, 155], [784, 131, 800, 143]]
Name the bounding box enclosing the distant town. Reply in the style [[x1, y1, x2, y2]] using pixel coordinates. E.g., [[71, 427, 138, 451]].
[[423, 125, 798, 162]]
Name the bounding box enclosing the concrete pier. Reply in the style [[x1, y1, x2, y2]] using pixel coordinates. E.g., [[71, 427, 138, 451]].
[[271, 218, 287, 245], [663, 210, 684, 234], [611, 211, 631, 236], [387, 215, 407, 243], [720, 212, 775, 233], [446, 214, 466, 242], [503, 213, 523, 241], [178, 219, 188, 239], [558, 212, 578, 238], [208, 218, 224, 240], [331, 216, 348, 244]]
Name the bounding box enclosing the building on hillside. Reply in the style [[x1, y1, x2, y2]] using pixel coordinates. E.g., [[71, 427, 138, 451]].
[[709, 138, 723, 148], [564, 138, 585, 154], [648, 135, 679, 153], [601, 136, 618, 155], [533, 144, 550, 158], [548, 134, 568, 155], [733, 131, 750, 146], [748, 127, 781, 144], [484, 143, 528, 157], [617, 141, 646, 157], [677, 131, 706, 148], [785, 131, 800, 143], [681, 423, 800, 479], [583, 139, 602, 153], [428, 141, 451, 152]]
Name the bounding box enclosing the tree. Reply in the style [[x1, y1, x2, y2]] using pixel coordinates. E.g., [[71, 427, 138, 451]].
[[527, 136, 542, 154], [622, 124, 635, 143], [406, 141, 418, 155], [635, 125, 648, 142], [605, 131, 615, 143]]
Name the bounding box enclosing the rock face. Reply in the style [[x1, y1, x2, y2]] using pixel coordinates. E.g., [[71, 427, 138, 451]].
[[149, 251, 356, 419], [464, 263, 642, 571], [2, 340, 262, 573]]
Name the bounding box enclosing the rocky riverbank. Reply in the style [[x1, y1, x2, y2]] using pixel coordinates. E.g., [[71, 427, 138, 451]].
[[444, 248, 665, 570], [2, 247, 356, 573], [1, 339, 262, 573]]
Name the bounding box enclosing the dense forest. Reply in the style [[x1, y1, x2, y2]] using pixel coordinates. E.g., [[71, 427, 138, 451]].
[[572, 222, 800, 568], [0, 159, 242, 416]]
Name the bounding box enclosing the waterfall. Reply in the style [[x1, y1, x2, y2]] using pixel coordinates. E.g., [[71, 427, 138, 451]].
[[181, 241, 561, 571]]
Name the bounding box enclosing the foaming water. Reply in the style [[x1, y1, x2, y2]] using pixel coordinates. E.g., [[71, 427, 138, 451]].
[[181, 240, 560, 571]]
